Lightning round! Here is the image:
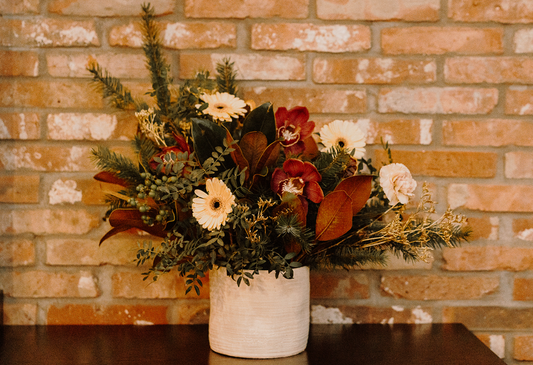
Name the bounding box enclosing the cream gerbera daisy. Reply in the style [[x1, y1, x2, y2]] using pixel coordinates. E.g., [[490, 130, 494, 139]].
[[192, 178, 236, 231], [320, 120, 366, 159], [199, 92, 247, 122]]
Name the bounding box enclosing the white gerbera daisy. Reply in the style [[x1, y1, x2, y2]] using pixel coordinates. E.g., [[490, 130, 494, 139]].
[[199, 92, 247, 122], [319, 120, 366, 158], [192, 178, 236, 231]]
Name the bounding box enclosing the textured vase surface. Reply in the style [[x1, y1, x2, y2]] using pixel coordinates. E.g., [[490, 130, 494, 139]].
[[209, 266, 310, 359]]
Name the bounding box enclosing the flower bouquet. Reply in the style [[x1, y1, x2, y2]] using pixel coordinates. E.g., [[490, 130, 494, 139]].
[[89, 4, 470, 358]]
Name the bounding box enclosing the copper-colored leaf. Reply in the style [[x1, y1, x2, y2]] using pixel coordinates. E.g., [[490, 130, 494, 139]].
[[108, 209, 167, 238], [99, 226, 132, 245], [239, 131, 267, 176], [94, 171, 129, 187], [255, 140, 280, 174], [227, 130, 250, 181], [315, 191, 353, 241], [334, 175, 373, 216]]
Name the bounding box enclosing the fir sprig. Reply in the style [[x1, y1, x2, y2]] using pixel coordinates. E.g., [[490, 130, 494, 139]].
[[91, 146, 143, 184], [216, 58, 238, 95], [87, 62, 138, 110], [140, 3, 172, 115]]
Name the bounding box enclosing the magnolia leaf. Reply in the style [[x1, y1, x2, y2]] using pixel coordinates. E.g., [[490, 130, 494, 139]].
[[255, 140, 281, 175], [239, 131, 267, 176], [191, 118, 235, 171], [334, 175, 373, 216], [108, 209, 167, 238], [272, 193, 307, 226], [226, 130, 250, 181], [241, 102, 277, 145], [315, 191, 353, 241], [94, 171, 129, 187], [99, 226, 132, 245]]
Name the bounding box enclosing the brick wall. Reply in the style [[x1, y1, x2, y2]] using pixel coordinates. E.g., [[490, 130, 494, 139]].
[[1, 0, 533, 363]]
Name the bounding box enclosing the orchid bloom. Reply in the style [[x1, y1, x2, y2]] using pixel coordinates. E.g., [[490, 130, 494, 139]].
[[271, 159, 324, 207], [275, 106, 315, 156]]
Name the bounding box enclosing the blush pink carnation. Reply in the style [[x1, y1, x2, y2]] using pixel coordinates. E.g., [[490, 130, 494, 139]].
[[379, 163, 417, 206]]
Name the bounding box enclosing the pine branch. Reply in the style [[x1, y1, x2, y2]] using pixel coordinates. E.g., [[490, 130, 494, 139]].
[[140, 3, 172, 115], [91, 146, 143, 184], [87, 61, 137, 110], [216, 58, 238, 95]]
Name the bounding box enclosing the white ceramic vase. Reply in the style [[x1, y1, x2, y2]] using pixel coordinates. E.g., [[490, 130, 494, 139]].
[[209, 266, 310, 359]]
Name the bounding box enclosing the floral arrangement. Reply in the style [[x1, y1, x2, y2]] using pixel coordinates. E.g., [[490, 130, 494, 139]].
[[89, 5, 470, 295]]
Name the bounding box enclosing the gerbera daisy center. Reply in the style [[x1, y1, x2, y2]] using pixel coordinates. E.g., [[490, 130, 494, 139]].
[[211, 199, 222, 210]]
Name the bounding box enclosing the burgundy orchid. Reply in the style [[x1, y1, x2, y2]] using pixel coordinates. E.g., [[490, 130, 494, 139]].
[[275, 106, 315, 156], [271, 159, 324, 212]]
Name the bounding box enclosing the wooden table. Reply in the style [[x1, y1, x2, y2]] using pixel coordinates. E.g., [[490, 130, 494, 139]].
[[0, 324, 505, 365]]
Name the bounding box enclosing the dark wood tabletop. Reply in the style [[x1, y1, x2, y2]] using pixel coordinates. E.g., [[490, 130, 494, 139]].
[[0, 323, 505, 365]]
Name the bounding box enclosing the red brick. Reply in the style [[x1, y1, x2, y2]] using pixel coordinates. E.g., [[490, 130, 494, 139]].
[[170, 301, 210, 324], [513, 278, 533, 301], [243, 87, 366, 114], [442, 247, 533, 271], [0, 0, 39, 14], [505, 152, 533, 179], [449, 0, 533, 23], [310, 271, 369, 299], [46, 236, 152, 266], [515, 336, 533, 361], [112, 270, 210, 299], [445, 57, 533, 83], [47, 304, 168, 325], [314, 117, 433, 145], [378, 87, 498, 114], [179, 53, 305, 81], [505, 88, 533, 115], [109, 21, 236, 49], [514, 218, 533, 241], [448, 184, 533, 212], [443, 119, 533, 147], [48, 0, 174, 16], [311, 305, 434, 324], [47, 53, 149, 79], [0, 113, 40, 140], [3, 304, 37, 325], [443, 307, 533, 329], [184, 0, 309, 18], [514, 28, 533, 53], [0, 209, 100, 235], [48, 178, 102, 205], [0, 18, 99, 47], [0, 175, 40, 203], [5, 271, 99, 298], [381, 275, 499, 300], [375, 149, 497, 178], [382, 27, 503, 55], [252, 24, 370, 53], [317, 0, 439, 21], [0, 239, 35, 266], [0, 81, 103, 109], [475, 334, 505, 359], [0, 145, 95, 172], [47, 113, 137, 140], [465, 216, 499, 241], [0, 51, 38, 77], [313, 58, 436, 84]]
